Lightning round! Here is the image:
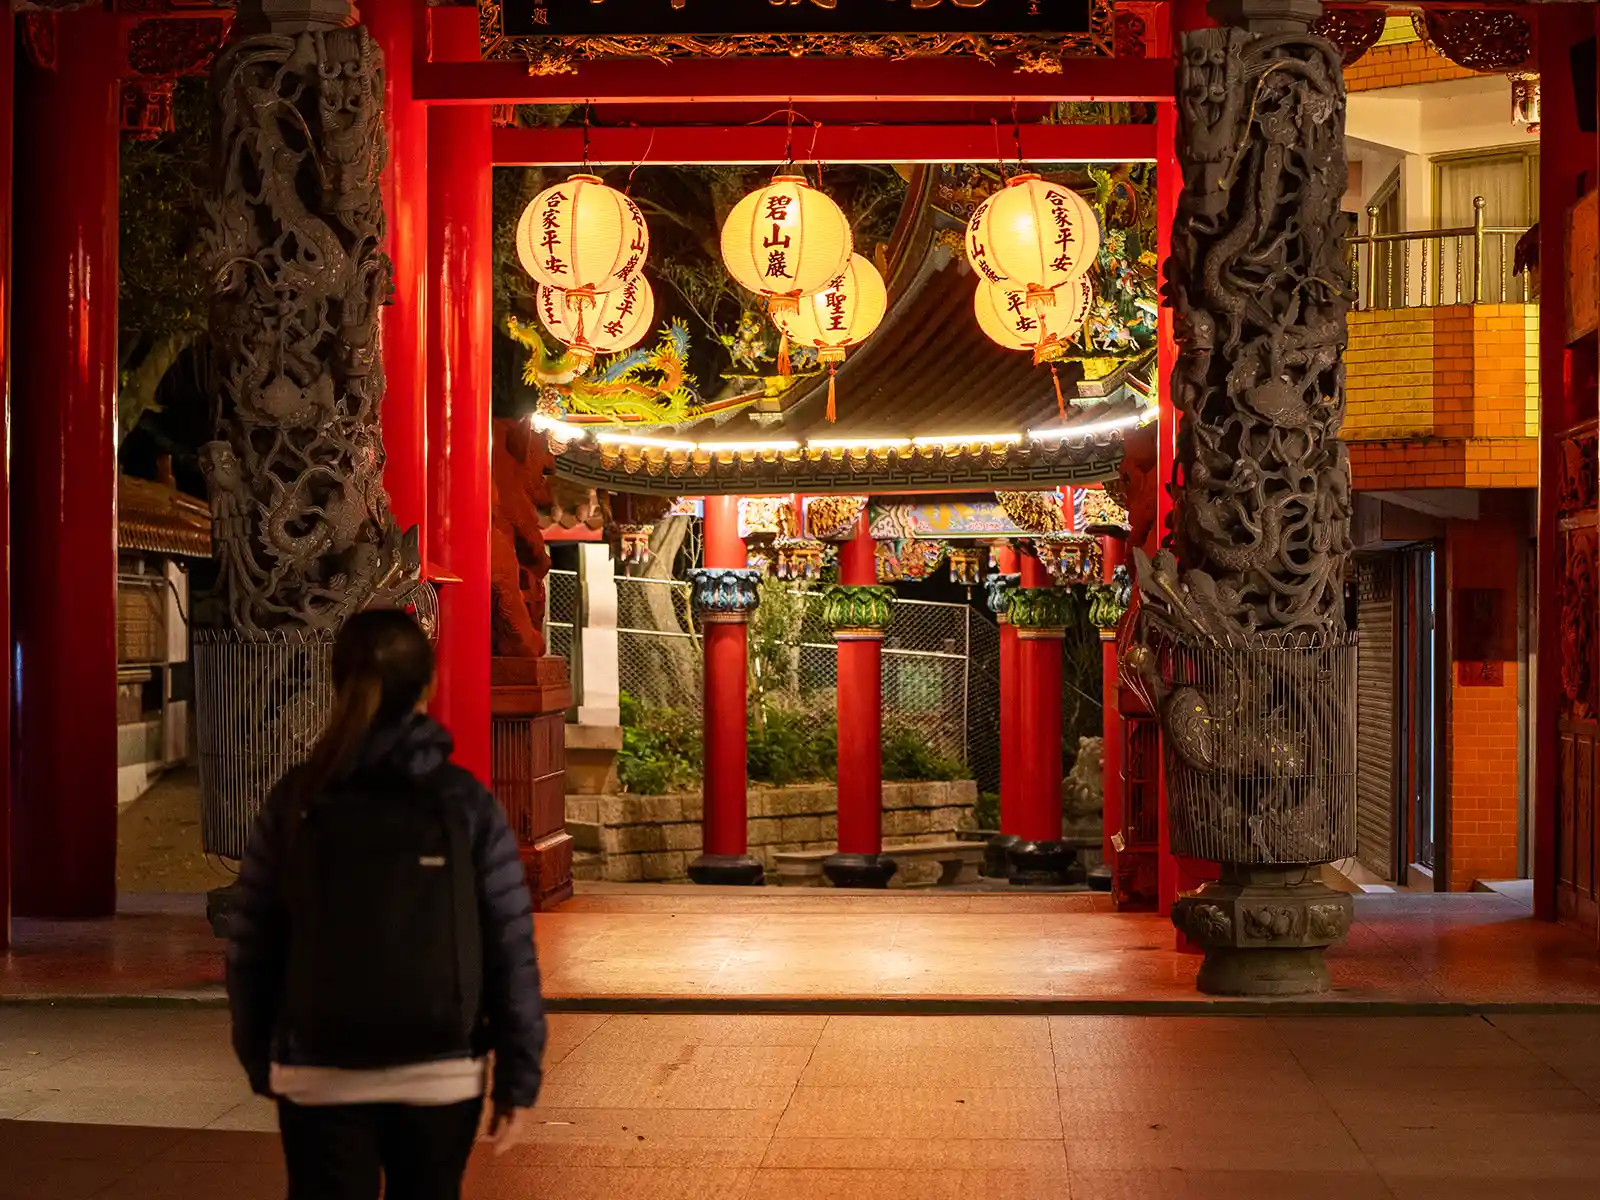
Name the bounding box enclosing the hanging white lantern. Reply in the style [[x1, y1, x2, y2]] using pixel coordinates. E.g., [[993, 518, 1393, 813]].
[[516, 173, 649, 314], [720, 174, 852, 315], [536, 274, 654, 373], [772, 253, 887, 421], [965, 173, 1100, 310], [974, 275, 1094, 419]]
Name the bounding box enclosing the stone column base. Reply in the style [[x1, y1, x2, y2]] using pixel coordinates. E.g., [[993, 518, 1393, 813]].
[[983, 833, 1020, 879], [687, 854, 766, 886], [1172, 865, 1355, 996], [1007, 840, 1085, 887], [822, 853, 898, 889]]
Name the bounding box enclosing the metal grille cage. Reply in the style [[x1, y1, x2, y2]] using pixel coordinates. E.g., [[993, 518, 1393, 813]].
[[193, 629, 334, 860], [1157, 632, 1357, 865]]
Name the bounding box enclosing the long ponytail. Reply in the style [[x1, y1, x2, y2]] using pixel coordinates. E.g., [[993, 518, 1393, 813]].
[[290, 609, 435, 822], [296, 669, 384, 815]]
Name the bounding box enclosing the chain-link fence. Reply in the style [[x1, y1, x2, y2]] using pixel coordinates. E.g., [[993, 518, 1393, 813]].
[[547, 568, 1002, 784]]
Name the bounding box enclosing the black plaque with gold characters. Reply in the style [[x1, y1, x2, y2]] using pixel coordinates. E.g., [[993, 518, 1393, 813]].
[[500, 0, 1093, 38], [482, 0, 1112, 71]]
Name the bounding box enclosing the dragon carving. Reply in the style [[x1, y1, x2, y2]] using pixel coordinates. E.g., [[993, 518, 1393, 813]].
[[1127, 17, 1356, 866], [201, 24, 418, 636], [508, 316, 706, 426]]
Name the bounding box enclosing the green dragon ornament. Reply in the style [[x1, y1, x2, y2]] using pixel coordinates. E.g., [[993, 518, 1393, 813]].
[[506, 314, 701, 424]]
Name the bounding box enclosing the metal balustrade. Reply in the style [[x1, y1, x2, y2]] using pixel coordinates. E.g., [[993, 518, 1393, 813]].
[[1346, 195, 1532, 310]]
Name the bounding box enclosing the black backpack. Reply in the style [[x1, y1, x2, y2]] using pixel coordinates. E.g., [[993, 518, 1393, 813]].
[[281, 773, 484, 1069]]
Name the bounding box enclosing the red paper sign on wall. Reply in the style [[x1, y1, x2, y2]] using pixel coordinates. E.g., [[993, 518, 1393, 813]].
[[1457, 660, 1505, 688]]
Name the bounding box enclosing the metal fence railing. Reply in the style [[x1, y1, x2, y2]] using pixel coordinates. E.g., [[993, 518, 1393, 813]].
[[1347, 195, 1532, 310], [547, 570, 1002, 785]]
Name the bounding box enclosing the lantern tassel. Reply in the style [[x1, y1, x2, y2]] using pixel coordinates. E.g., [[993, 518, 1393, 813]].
[[1052, 363, 1067, 421], [777, 328, 791, 378], [826, 363, 837, 423]]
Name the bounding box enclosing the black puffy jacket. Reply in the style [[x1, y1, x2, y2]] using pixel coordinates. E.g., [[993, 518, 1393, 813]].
[[225, 714, 546, 1108]]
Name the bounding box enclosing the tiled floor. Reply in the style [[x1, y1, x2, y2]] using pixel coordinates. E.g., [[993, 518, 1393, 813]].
[[4, 1007, 1600, 1198], [6, 887, 1600, 1007]]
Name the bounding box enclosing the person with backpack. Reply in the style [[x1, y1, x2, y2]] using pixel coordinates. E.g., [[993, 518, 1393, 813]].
[[226, 609, 545, 1200]]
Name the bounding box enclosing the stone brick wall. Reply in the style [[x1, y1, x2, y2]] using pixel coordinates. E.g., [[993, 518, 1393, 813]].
[[1344, 40, 1482, 93], [567, 780, 979, 885]]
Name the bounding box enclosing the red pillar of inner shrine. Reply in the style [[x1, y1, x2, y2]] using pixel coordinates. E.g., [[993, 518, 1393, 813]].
[[1098, 536, 1127, 886], [0, 10, 14, 946], [1008, 552, 1075, 885], [995, 545, 1021, 822], [824, 512, 895, 888], [10, 9, 122, 918], [369, 0, 428, 563], [689, 495, 764, 885], [425, 5, 492, 781]]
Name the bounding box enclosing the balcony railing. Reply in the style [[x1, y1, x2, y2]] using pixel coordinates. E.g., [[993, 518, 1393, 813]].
[[1347, 196, 1532, 310]]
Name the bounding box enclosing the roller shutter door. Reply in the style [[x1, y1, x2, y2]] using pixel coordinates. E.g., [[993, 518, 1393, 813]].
[[1355, 554, 1397, 880]]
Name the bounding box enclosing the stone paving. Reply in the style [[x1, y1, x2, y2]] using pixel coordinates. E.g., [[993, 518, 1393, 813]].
[[6, 887, 1600, 1008], [3, 1007, 1600, 1198]]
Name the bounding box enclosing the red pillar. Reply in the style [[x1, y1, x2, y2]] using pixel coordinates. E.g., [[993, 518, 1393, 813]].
[[1534, 2, 1600, 921], [11, 10, 122, 918], [1099, 536, 1126, 880], [0, 10, 13, 946], [426, 6, 492, 780], [1009, 552, 1072, 885], [690, 496, 763, 884], [369, 0, 428, 565], [825, 511, 894, 887], [995, 544, 1021, 838]]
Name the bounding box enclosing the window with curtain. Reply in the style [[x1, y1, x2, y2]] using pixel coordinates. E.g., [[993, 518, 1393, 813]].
[[1434, 149, 1540, 303]]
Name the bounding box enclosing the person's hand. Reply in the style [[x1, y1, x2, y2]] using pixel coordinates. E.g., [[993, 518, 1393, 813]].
[[485, 1102, 529, 1155]]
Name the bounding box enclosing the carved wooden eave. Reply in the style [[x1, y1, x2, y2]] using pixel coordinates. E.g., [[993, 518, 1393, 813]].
[[118, 474, 213, 559], [477, 0, 1117, 75], [547, 427, 1136, 498]]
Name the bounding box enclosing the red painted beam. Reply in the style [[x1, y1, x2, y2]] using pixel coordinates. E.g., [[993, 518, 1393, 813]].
[[492, 122, 1156, 165], [417, 55, 1175, 106]]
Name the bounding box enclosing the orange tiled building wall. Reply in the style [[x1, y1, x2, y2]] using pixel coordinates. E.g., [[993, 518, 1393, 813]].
[[1345, 305, 1539, 489], [1344, 40, 1484, 92], [1444, 496, 1527, 890]]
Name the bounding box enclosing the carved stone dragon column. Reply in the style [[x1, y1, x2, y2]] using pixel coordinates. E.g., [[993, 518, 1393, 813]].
[[195, 0, 420, 891], [1126, 0, 1357, 995]]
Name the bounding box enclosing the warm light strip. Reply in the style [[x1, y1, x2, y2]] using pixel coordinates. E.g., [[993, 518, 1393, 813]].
[[1026, 410, 1149, 442], [806, 436, 912, 450], [530, 412, 589, 441], [593, 430, 698, 450], [699, 440, 802, 452], [911, 433, 1023, 447]]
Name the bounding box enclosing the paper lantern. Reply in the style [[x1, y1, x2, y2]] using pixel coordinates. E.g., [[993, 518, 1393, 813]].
[[721, 174, 852, 315], [966, 174, 1100, 310], [772, 253, 887, 421], [516, 173, 649, 313], [974, 275, 1094, 419], [536, 274, 654, 373]]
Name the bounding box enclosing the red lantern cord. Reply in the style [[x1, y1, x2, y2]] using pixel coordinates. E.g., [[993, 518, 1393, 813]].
[[1051, 363, 1067, 421], [777, 327, 791, 378], [826, 362, 838, 423]]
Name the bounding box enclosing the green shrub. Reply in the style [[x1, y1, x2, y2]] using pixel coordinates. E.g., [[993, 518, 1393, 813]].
[[616, 691, 701, 794], [881, 720, 968, 783], [973, 791, 1000, 832], [747, 696, 836, 787]]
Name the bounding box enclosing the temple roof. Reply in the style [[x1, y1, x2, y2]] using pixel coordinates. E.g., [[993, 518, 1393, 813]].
[[546, 163, 1156, 496], [118, 474, 212, 559]]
